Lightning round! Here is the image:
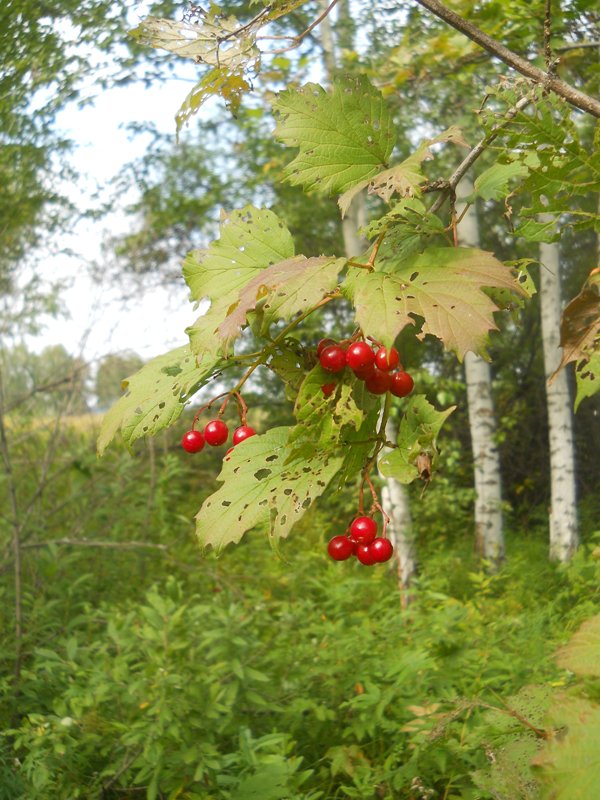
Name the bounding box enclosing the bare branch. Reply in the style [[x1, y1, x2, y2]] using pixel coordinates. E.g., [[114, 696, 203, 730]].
[[414, 0, 600, 117], [543, 0, 554, 72]]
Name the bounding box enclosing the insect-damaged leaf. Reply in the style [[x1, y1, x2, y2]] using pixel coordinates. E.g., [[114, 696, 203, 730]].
[[97, 345, 224, 454], [195, 427, 342, 551], [274, 74, 396, 197], [342, 246, 527, 358], [184, 206, 295, 357], [217, 255, 344, 349]]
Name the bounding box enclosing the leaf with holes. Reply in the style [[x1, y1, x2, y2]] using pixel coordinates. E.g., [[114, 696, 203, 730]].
[[97, 345, 225, 455], [195, 427, 342, 551], [339, 126, 468, 217], [361, 198, 447, 262], [342, 246, 527, 357], [551, 269, 600, 387], [556, 613, 600, 678], [288, 364, 375, 454], [533, 696, 600, 799], [575, 351, 600, 411], [469, 161, 530, 202], [217, 255, 344, 349], [273, 74, 396, 197], [379, 396, 455, 483], [176, 69, 251, 131], [184, 206, 295, 357]]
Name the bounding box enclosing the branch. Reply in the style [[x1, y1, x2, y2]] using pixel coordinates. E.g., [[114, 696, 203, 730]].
[[21, 539, 168, 551], [414, 0, 600, 117], [543, 0, 554, 72]]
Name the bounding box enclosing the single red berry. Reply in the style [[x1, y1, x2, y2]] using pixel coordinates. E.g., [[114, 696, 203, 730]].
[[346, 341, 375, 371], [349, 516, 378, 544], [356, 543, 376, 565], [204, 419, 229, 446], [328, 536, 355, 561], [181, 430, 205, 453], [232, 425, 256, 445], [365, 368, 391, 395], [353, 362, 376, 381], [390, 371, 414, 398], [375, 346, 400, 372], [319, 345, 346, 373], [370, 538, 394, 562], [321, 382, 336, 397], [317, 337, 336, 356]]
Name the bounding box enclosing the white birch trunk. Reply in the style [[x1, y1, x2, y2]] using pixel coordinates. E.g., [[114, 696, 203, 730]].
[[539, 218, 578, 561], [457, 178, 505, 566]]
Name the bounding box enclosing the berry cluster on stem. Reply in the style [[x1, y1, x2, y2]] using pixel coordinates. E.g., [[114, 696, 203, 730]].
[[180, 390, 256, 457]]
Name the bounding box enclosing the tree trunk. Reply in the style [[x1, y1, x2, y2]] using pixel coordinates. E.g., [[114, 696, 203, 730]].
[[457, 178, 505, 567], [539, 219, 578, 561]]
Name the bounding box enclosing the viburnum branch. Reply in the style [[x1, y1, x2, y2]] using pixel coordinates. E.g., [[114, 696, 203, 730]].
[[413, 0, 600, 117], [260, 0, 341, 54], [430, 92, 534, 215], [367, 232, 386, 268], [543, 0, 554, 73]]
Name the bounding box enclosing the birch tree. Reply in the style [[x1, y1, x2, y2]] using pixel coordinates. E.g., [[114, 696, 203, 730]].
[[539, 220, 578, 561], [457, 178, 505, 567]]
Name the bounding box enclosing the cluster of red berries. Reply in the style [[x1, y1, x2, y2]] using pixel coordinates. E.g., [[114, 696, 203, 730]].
[[181, 421, 256, 455], [328, 516, 393, 566], [317, 338, 414, 398]]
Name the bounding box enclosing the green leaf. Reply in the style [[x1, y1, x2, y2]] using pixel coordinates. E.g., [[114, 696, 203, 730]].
[[556, 614, 600, 677], [575, 351, 600, 411], [184, 206, 295, 357], [361, 198, 447, 262], [195, 427, 342, 551], [217, 255, 344, 349], [471, 161, 530, 201], [472, 738, 542, 800], [97, 345, 224, 454], [379, 396, 455, 483], [343, 246, 526, 357], [339, 126, 468, 217], [273, 74, 396, 197], [533, 697, 600, 799]]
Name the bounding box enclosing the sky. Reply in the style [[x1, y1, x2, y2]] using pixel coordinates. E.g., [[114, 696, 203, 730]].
[[27, 23, 203, 366]]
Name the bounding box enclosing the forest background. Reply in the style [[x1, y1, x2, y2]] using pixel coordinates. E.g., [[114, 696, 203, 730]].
[[1, 0, 599, 798]]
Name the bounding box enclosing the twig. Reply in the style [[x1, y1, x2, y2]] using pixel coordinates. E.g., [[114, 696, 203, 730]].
[[543, 0, 555, 73], [260, 0, 341, 54], [21, 539, 168, 551], [414, 0, 600, 117]]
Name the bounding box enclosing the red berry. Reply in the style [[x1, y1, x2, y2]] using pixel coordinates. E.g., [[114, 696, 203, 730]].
[[375, 346, 400, 372], [204, 419, 229, 446], [349, 516, 378, 544], [365, 368, 391, 395], [390, 371, 414, 398], [181, 430, 205, 453], [370, 538, 394, 562], [346, 341, 375, 371], [232, 425, 256, 445], [321, 382, 336, 397], [328, 536, 355, 561], [353, 362, 376, 381], [317, 338, 336, 356], [319, 345, 346, 373], [356, 543, 376, 565]]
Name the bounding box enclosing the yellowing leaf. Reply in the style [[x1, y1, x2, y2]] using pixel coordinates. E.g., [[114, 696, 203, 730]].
[[217, 255, 344, 349], [273, 74, 396, 197], [184, 206, 295, 357], [176, 69, 250, 132], [343, 246, 527, 358], [97, 345, 223, 454], [195, 427, 342, 551]]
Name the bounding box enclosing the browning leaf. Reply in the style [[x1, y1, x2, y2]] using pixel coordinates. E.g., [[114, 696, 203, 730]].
[[550, 268, 600, 384]]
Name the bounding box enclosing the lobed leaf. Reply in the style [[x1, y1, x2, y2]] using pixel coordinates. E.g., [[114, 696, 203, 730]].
[[184, 206, 295, 357], [470, 161, 530, 202], [343, 246, 527, 358], [379, 396, 455, 483], [556, 613, 600, 678], [195, 427, 342, 551], [551, 269, 600, 388], [273, 74, 396, 197], [97, 345, 224, 455]]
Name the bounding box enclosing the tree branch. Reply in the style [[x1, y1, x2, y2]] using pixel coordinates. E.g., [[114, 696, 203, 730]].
[[414, 0, 600, 117], [21, 539, 167, 551]]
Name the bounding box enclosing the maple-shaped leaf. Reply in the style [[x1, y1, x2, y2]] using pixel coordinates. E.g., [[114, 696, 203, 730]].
[[97, 345, 224, 455], [550, 268, 600, 389], [195, 427, 342, 551], [130, 15, 259, 71], [556, 613, 600, 678], [273, 74, 396, 197], [342, 246, 527, 358], [339, 127, 468, 217], [469, 161, 530, 202], [184, 206, 295, 357], [217, 255, 344, 349], [379, 396, 455, 483]]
